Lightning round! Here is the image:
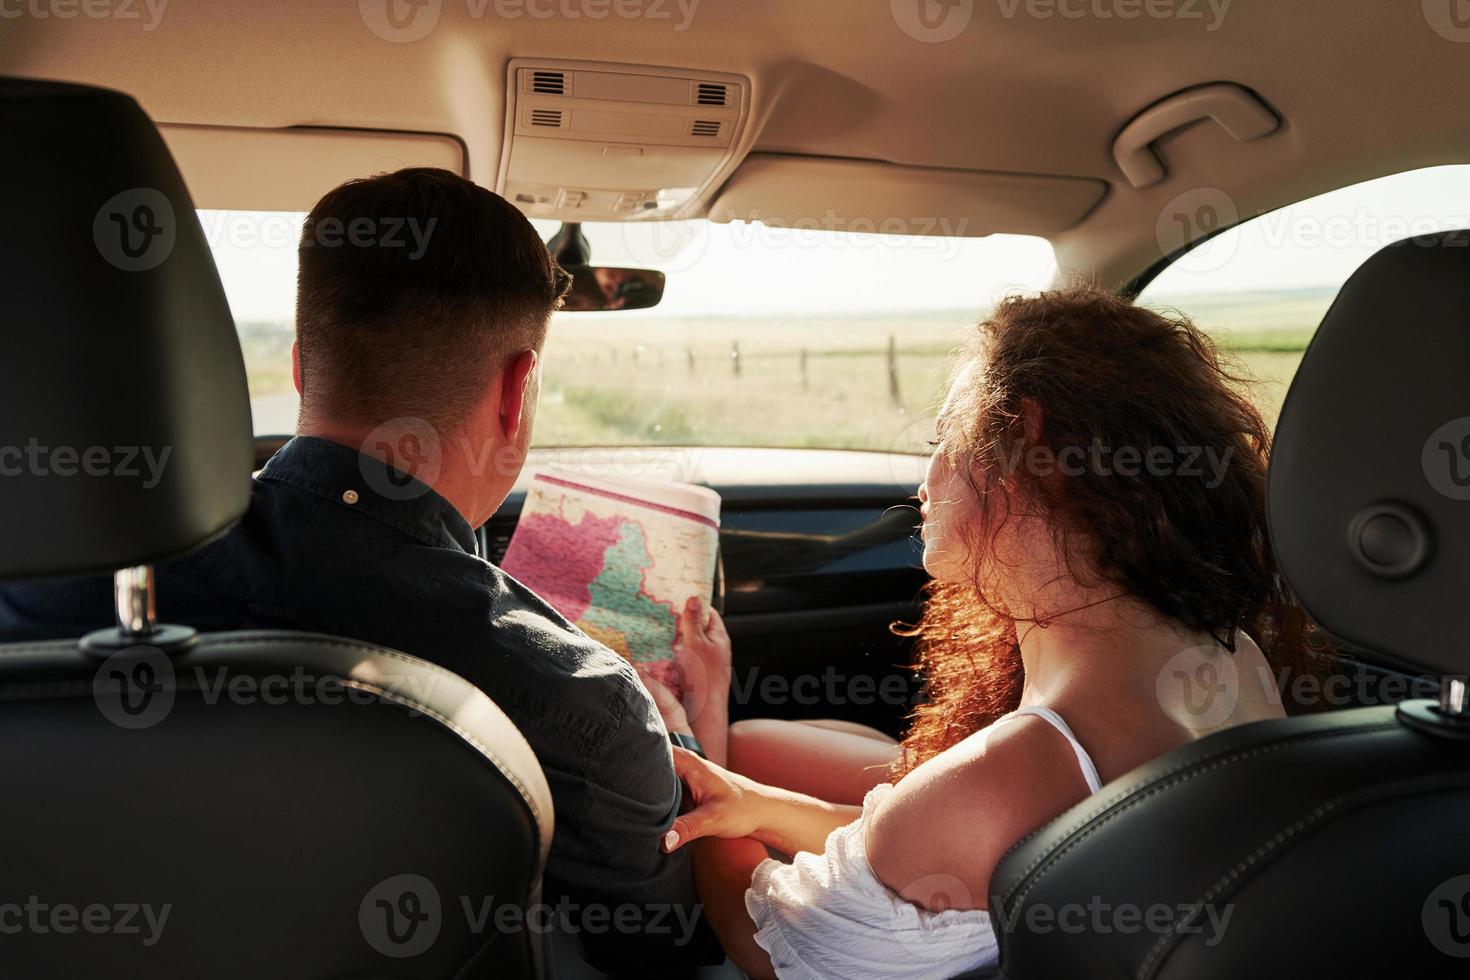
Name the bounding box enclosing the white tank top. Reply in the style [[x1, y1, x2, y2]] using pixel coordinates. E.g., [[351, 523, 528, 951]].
[[1009, 703, 1103, 792], [745, 705, 1103, 979]]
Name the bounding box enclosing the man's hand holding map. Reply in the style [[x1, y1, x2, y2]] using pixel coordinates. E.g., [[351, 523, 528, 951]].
[[500, 470, 722, 693]]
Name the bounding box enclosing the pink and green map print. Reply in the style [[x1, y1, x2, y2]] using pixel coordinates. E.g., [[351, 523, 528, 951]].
[[500, 472, 720, 688]]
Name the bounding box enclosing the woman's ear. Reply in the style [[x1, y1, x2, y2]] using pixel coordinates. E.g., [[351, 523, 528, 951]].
[[1019, 397, 1046, 446]]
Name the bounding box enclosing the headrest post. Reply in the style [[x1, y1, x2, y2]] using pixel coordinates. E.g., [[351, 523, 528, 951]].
[[113, 565, 157, 637], [1441, 677, 1468, 718]]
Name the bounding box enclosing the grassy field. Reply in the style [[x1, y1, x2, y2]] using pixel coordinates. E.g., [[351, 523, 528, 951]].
[[236, 287, 1334, 447], [238, 320, 295, 398], [535, 312, 968, 452]]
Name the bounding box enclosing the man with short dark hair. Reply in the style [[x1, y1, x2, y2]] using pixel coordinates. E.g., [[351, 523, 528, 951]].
[[0, 168, 714, 971], [289, 167, 569, 535], [295, 168, 567, 442]]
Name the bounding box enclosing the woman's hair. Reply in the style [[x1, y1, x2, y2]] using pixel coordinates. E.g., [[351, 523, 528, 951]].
[[897, 286, 1329, 773]]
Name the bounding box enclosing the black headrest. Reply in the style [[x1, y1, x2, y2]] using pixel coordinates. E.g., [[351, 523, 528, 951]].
[[0, 78, 253, 582], [1269, 230, 1470, 676]]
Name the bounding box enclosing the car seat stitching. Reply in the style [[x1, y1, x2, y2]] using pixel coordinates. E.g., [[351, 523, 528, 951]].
[[0, 635, 549, 838], [1134, 771, 1470, 980]]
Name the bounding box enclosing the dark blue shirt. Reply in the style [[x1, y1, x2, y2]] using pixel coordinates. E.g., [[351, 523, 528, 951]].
[[0, 436, 710, 970]]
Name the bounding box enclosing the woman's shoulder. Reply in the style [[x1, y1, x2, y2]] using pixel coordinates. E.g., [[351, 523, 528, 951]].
[[746, 781, 1003, 980], [864, 710, 1099, 912]]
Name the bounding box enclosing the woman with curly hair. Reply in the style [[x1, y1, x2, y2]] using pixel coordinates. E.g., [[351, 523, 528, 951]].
[[640, 286, 1328, 980]]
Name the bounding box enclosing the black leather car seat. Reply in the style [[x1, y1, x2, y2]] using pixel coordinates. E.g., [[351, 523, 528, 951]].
[[0, 77, 554, 980], [988, 230, 1470, 978]]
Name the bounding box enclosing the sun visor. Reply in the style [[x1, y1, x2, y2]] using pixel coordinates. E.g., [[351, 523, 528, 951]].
[[159, 125, 465, 212], [708, 154, 1107, 237]]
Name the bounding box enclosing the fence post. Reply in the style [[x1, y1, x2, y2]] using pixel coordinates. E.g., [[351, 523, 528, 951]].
[[888, 334, 901, 407], [732, 340, 742, 378], [800, 348, 809, 391]]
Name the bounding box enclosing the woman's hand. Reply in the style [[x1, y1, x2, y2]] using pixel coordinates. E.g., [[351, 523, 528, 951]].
[[663, 747, 863, 857], [662, 747, 766, 852]]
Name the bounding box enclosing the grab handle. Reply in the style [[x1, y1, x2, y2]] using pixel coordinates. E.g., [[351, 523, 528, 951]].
[[1113, 83, 1280, 189]]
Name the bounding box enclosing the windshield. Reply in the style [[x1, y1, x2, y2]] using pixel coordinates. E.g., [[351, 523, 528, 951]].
[[204, 210, 1055, 453]]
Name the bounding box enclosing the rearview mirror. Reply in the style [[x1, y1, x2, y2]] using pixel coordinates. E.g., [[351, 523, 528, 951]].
[[561, 265, 666, 312]]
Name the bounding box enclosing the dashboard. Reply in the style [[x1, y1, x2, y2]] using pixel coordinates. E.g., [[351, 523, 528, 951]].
[[481, 446, 929, 611]]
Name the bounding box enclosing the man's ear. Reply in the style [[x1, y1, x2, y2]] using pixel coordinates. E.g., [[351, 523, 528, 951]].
[[498, 349, 538, 442], [291, 339, 302, 395]]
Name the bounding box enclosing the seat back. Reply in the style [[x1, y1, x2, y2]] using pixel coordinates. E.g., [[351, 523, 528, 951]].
[[0, 77, 553, 979], [991, 231, 1470, 978], [990, 707, 1470, 978], [0, 633, 553, 979]]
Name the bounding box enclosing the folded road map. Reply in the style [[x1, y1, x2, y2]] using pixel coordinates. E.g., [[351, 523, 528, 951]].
[[500, 470, 721, 688]]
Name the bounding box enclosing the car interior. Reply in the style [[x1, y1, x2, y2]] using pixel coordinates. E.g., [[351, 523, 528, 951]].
[[2, 2, 1469, 978]]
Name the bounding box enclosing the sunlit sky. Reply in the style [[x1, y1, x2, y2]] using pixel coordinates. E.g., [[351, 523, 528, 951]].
[[203, 164, 1470, 322], [1147, 164, 1470, 296]]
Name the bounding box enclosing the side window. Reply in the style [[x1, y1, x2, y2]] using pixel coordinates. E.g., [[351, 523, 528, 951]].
[[1138, 165, 1470, 426]]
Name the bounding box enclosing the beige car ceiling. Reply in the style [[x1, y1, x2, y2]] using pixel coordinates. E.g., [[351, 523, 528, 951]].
[[5, 0, 1469, 287]]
